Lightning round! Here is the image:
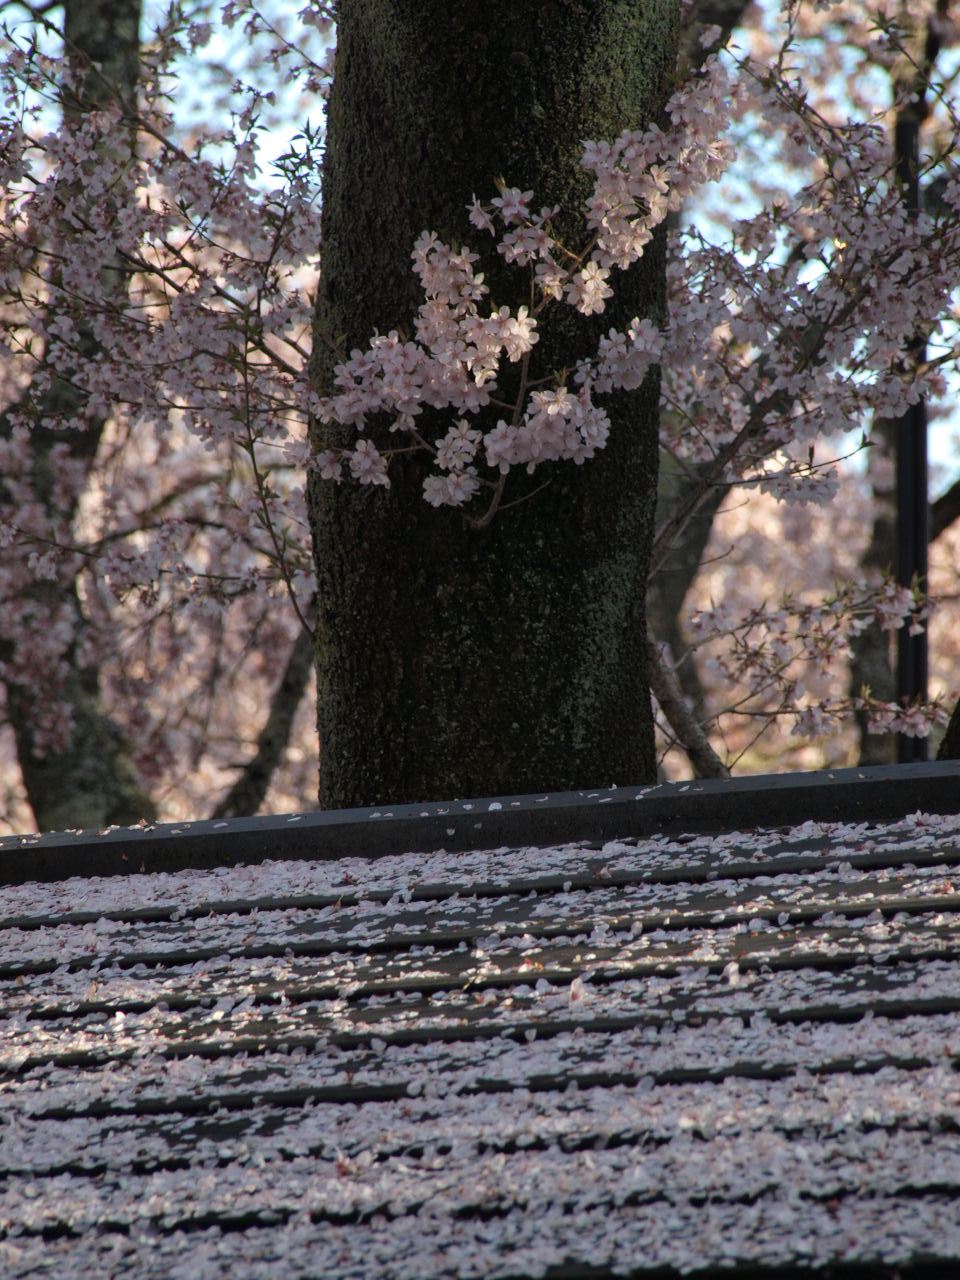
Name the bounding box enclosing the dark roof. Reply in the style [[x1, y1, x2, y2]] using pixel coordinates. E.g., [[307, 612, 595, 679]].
[[2, 762, 960, 1277]]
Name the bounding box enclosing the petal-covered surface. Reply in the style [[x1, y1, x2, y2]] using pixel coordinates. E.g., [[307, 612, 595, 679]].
[[3, 811, 960, 1276]]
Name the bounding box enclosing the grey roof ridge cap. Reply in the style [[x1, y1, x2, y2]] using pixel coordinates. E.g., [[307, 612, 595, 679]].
[[1, 759, 958, 887]]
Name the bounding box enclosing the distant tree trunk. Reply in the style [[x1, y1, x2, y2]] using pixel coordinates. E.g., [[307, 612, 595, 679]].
[[849, 416, 898, 766], [309, 1, 679, 806], [0, 0, 156, 831], [8, 647, 156, 831]]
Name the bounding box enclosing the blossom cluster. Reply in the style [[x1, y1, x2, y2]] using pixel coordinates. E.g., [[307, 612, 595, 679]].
[[0, 2, 326, 784], [313, 55, 735, 512], [645, 1, 960, 769], [2, 0, 960, 823], [682, 580, 940, 744]]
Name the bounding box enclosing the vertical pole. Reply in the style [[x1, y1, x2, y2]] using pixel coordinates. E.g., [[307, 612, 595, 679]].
[[894, 114, 928, 763]]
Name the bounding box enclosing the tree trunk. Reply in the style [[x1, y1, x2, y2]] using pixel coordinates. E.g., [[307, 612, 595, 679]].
[[9, 653, 156, 831], [1, 0, 155, 832], [309, 1, 679, 807], [848, 423, 898, 767]]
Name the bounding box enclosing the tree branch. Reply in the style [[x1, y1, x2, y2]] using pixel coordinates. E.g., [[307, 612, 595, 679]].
[[212, 595, 317, 818], [647, 633, 729, 779], [931, 474, 960, 543]]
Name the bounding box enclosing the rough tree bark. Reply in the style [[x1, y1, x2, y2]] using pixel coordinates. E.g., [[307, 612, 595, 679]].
[[309, 1, 679, 807]]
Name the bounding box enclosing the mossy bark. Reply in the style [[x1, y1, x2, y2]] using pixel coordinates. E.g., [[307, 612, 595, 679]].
[[9, 660, 156, 831], [309, 0, 679, 807]]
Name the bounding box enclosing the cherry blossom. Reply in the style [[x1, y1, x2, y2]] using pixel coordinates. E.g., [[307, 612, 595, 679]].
[[1, 0, 959, 826]]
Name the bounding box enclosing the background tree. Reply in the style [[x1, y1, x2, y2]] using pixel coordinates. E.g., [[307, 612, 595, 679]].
[[2, 0, 960, 832], [0, 0, 157, 829], [1, 0, 327, 830], [648, 0, 960, 773]]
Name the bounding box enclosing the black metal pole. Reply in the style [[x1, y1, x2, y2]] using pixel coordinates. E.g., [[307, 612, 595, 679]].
[[894, 113, 928, 763]]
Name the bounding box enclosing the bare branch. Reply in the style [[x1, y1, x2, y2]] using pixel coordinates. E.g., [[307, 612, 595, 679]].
[[212, 595, 317, 818], [647, 633, 729, 779], [931, 474, 960, 543]]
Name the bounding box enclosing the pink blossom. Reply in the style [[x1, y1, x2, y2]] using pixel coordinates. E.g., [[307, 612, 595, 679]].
[[348, 439, 389, 486], [565, 262, 614, 315], [490, 186, 533, 224]]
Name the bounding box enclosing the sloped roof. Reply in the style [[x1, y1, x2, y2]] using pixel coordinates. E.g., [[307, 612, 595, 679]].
[[2, 762, 960, 1278]]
